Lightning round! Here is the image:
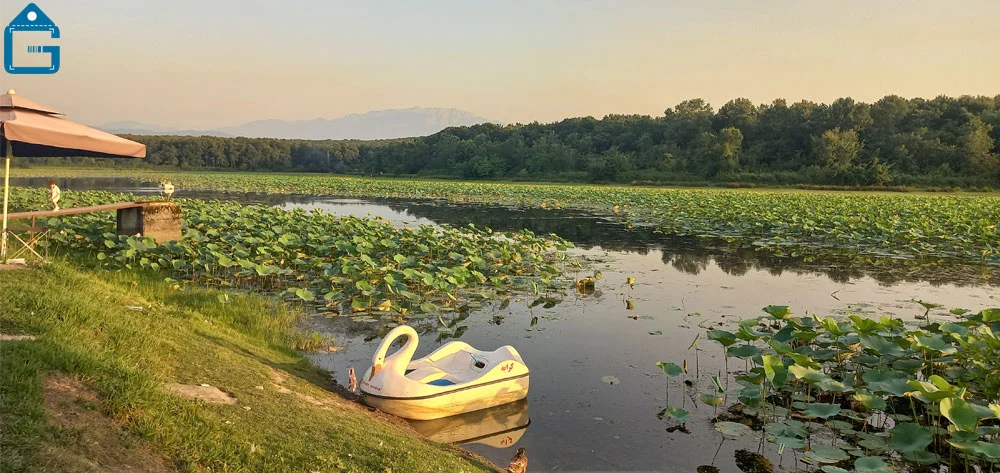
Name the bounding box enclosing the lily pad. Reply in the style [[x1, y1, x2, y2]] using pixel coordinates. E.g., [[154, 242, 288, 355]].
[[906, 376, 961, 402], [655, 361, 683, 377], [971, 440, 1000, 460], [727, 345, 762, 359], [762, 355, 788, 387], [805, 445, 848, 464], [862, 370, 911, 396], [700, 394, 724, 407], [762, 305, 791, 318], [770, 435, 806, 449], [659, 406, 691, 423], [601, 376, 620, 386], [715, 421, 751, 438], [788, 364, 832, 383], [854, 456, 892, 473], [889, 423, 933, 452], [764, 421, 808, 439], [707, 329, 737, 347], [902, 450, 940, 465], [854, 391, 887, 411], [940, 397, 979, 432], [801, 402, 841, 419], [859, 335, 903, 357]]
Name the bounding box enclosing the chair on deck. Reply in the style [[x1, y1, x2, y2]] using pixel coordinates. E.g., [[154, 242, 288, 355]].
[[4, 221, 49, 260]]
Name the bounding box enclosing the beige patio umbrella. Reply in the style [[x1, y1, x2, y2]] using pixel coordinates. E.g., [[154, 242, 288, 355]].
[[1, 89, 146, 261]]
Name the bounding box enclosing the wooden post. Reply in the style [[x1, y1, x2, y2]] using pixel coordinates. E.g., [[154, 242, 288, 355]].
[[1, 141, 11, 262]]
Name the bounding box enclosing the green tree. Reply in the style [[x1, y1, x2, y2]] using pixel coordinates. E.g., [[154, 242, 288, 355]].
[[665, 99, 714, 147], [715, 98, 758, 134], [814, 128, 863, 171], [961, 116, 998, 173]]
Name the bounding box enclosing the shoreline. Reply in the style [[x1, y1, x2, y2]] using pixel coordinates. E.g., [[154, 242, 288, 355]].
[[0, 261, 502, 473]]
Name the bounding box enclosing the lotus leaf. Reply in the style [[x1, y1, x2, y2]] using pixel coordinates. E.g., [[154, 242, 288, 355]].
[[660, 406, 691, 423], [761, 355, 788, 387], [805, 445, 848, 464], [714, 421, 750, 438], [762, 305, 791, 318], [854, 456, 892, 473], [727, 345, 762, 359], [655, 362, 683, 377], [800, 403, 841, 419], [706, 329, 737, 347], [940, 398, 979, 432], [889, 423, 933, 452], [862, 370, 912, 396], [902, 450, 940, 465]]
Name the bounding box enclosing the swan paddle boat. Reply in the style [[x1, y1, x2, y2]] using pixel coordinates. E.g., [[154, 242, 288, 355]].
[[360, 325, 530, 420]]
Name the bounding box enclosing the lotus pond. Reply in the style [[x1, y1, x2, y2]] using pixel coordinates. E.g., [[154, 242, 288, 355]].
[[15, 169, 1000, 265], [6, 175, 1000, 472]]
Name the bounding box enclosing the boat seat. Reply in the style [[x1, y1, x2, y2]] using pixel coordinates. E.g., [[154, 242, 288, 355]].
[[426, 379, 455, 386], [405, 366, 456, 385]]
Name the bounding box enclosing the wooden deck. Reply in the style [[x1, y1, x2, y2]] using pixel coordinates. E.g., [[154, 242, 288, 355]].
[[3, 201, 182, 261], [5, 201, 153, 220]]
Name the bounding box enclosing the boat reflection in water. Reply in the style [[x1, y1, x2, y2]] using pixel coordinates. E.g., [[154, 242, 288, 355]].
[[407, 399, 530, 449]]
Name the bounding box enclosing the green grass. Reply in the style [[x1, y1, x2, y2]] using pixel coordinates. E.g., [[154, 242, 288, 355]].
[[0, 262, 498, 473]]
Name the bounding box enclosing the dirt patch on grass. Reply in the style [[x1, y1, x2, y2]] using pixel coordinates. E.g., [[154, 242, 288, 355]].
[[0, 262, 31, 271], [41, 373, 175, 473], [0, 333, 36, 341], [163, 383, 237, 405]]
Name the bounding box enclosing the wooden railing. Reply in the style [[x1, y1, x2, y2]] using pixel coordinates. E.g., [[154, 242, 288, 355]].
[[5, 201, 153, 220]]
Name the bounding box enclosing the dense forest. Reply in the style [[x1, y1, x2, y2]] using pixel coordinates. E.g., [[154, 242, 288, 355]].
[[37, 95, 1000, 187]]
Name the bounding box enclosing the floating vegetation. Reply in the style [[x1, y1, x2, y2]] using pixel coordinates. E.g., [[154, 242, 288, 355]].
[[17, 170, 1000, 265], [576, 276, 596, 294], [659, 305, 1000, 471], [12, 188, 577, 319], [734, 449, 774, 473]]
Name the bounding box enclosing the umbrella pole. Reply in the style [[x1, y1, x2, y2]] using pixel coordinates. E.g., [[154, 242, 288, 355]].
[[1, 142, 10, 263]]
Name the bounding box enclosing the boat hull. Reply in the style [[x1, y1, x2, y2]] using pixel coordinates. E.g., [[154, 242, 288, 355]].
[[363, 375, 529, 420]]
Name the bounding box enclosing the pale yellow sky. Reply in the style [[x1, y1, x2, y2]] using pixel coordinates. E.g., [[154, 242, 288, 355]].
[[1, 0, 998, 129]]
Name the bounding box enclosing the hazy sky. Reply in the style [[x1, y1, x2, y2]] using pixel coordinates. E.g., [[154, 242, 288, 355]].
[[1, 0, 998, 129]]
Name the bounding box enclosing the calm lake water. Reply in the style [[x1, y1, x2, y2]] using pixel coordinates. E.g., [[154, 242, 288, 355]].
[[17, 177, 1000, 472]]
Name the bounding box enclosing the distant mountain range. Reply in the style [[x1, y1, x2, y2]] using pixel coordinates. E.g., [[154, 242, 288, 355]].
[[99, 121, 232, 137], [100, 108, 496, 140]]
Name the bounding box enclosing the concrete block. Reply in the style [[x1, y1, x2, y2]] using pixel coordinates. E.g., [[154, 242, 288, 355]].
[[116, 202, 182, 243]]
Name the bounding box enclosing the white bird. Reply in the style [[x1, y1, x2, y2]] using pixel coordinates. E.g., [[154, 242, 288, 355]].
[[160, 180, 175, 199]]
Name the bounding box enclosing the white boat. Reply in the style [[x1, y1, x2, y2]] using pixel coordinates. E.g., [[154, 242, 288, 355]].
[[360, 325, 530, 420]]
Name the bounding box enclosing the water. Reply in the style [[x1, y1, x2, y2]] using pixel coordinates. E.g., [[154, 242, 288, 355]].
[[15, 176, 999, 472]]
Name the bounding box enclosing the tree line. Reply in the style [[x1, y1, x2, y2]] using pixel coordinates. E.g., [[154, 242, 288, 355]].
[[40, 95, 1000, 187]]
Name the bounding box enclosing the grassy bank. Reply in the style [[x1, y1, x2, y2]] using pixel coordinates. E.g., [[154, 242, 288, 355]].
[[0, 262, 498, 473]]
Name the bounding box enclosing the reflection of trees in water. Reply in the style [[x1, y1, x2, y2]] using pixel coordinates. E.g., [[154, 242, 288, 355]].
[[380, 200, 998, 288]]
